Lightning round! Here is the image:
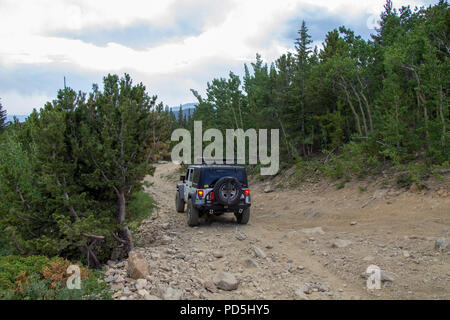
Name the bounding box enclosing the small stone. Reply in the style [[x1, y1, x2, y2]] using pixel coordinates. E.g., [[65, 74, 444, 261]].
[[162, 286, 183, 300], [213, 272, 239, 291], [253, 246, 267, 259], [213, 251, 224, 258], [161, 223, 170, 230], [175, 253, 186, 259], [137, 289, 149, 297], [402, 251, 410, 258], [331, 239, 352, 248], [144, 294, 161, 300], [350, 221, 357, 226], [302, 283, 312, 294], [104, 275, 115, 283], [300, 227, 325, 235], [435, 238, 450, 252], [373, 189, 387, 199], [381, 271, 395, 282], [135, 278, 147, 290], [204, 280, 217, 293], [127, 251, 150, 279], [235, 230, 247, 241], [243, 258, 259, 268], [294, 288, 309, 300], [264, 186, 273, 193]]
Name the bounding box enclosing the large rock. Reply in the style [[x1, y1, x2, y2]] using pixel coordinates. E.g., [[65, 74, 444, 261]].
[[435, 238, 450, 252], [127, 251, 149, 279], [213, 272, 239, 291]]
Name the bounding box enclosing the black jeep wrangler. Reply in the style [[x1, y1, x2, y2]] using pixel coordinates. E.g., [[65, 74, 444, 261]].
[[175, 162, 251, 227]]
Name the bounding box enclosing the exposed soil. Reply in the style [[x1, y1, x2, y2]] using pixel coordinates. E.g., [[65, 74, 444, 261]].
[[107, 161, 450, 300]]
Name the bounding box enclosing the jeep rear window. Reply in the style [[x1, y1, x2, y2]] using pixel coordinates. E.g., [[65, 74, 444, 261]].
[[201, 168, 247, 187]]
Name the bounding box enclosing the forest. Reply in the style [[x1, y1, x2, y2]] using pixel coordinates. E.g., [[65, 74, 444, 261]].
[[0, 0, 448, 299]]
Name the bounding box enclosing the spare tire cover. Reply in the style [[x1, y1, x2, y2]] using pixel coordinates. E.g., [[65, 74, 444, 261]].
[[213, 176, 242, 206]]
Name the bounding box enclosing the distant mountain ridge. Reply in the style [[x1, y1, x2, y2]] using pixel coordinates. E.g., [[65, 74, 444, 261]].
[[169, 102, 197, 120], [5, 104, 197, 124]]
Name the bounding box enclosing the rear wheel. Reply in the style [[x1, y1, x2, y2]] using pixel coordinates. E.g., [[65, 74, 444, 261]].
[[175, 192, 185, 213], [235, 207, 250, 224], [186, 198, 199, 227]]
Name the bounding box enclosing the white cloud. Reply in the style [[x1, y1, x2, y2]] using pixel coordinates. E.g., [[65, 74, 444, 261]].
[[0, 91, 53, 115]]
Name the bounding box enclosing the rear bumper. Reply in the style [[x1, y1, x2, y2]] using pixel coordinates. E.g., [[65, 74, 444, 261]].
[[195, 202, 251, 214]]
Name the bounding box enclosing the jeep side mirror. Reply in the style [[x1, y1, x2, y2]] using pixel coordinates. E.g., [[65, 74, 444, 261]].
[[180, 175, 185, 182]]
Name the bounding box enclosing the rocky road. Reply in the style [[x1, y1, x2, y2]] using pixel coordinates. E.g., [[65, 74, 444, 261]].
[[104, 162, 450, 300]]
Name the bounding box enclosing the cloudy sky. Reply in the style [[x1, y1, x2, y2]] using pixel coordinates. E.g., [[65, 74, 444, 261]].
[[0, 0, 436, 115]]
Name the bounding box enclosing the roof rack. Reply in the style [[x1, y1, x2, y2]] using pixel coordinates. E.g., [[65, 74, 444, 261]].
[[195, 158, 243, 165]]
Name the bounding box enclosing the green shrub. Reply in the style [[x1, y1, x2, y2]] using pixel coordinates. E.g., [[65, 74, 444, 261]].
[[128, 191, 155, 226], [0, 255, 112, 300], [336, 180, 346, 189]]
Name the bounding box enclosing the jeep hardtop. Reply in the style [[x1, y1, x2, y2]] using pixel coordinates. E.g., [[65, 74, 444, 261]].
[[175, 160, 251, 226]]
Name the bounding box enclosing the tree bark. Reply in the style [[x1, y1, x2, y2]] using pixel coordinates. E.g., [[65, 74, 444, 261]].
[[339, 76, 363, 136], [117, 189, 134, 252], [351, 84, 368, 137]]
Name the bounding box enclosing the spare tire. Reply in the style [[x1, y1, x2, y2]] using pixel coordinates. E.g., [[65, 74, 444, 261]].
[[213, 176, 243, 206]]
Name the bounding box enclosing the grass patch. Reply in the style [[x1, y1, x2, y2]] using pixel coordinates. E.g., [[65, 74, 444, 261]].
[[128, 191, 155, 229]]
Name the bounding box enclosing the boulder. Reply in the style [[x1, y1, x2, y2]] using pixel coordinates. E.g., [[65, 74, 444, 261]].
[[127, 251, 149, 279], [243, 258, 259, 268]]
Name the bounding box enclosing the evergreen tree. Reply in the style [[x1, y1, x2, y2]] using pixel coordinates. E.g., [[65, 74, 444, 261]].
[[0, 99, 6, 133]]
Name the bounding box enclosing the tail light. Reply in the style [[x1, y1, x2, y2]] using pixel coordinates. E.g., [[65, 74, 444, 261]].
[[197, 190, 204, 198], [244, 189, 250, 195], [210, 192, 215, 200]]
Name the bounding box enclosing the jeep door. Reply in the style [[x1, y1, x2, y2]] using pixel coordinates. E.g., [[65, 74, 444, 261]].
[[184, 168, 194, 200]]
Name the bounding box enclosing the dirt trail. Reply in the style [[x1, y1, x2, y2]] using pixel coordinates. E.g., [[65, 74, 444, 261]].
[[110, 162, 450, 300]]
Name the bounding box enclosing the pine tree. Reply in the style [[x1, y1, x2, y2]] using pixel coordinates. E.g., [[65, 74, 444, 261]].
[[0, 99, 7, 132], [80, 74, 160, 253], [294, 21, 312, 156]]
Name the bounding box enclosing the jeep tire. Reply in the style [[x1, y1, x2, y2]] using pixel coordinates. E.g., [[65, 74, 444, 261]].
[[235, 207, 250, 224], [213, 177, 242, 206], [175, 192, 185, 213], [186, 198, 199, 227]]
